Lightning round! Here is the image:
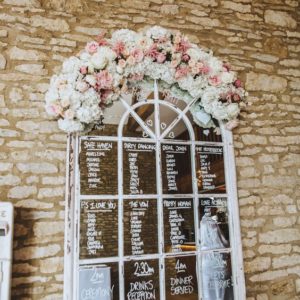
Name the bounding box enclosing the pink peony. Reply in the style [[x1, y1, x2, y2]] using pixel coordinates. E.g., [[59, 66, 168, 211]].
[[131, 48, 144, 63], [85, 42, 98, 54], [96, 70, 113, 89], [175, 66, 189, 79], [209, 76, 221, 86], [80, 66, 88, 75], [156, 52, 166, 63], [113, 41, 125, 56]]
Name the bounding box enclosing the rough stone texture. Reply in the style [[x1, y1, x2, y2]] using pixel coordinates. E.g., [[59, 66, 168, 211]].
[[0, 0, 299, 299]]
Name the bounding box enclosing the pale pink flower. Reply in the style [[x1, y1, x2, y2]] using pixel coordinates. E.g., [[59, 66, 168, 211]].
[[100, 89, 112, 103], [174, 34, 181, 44], [76, 81, 89, 92], [64, 109, 75, 120], [156, 52, 166, 63], [171, 59, 180, 68], [50, 104, 63, 116], [175, 66, 189, 79], [118, 59, 126, 68], [80, 66, 88, 75], [223, 62, 231, 72], [225, 119, 239, 130], [96, 70, 113, 89], [209, 76, 221, 86], [146, 43, 159, 59], [113, 41, 125, 56], [182, 53, 190, 62], [85, 41, 98, 54], [130, 73, 144, 81], [232, 94, 241, 102], [127, 55, 136, 65], [131, 48, 144, 63], [200, 65, 211, 75]]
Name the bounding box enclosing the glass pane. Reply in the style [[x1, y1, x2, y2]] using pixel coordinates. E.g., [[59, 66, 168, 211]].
[[185, 110, 222, 143], [163, 199, 195, 253], [80, 140, 118, 195], [78, 263, 119, 300], [124, 259, 160, 300], [199, 197, 230, 250], [195, 145, 226, 194], [123, 103, 155, 138], [161, 143, 193, 194], [201, 252, 234, 300], [165, 256, 198, 300], [80, 199, 118, 259], [162, 118, 190, 141], [124, 199, 158, 256], [123, 142, 157, 195]]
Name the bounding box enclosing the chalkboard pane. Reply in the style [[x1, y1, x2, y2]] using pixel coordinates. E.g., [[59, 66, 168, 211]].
[[161, 144, 193, 194], [80, 140, 118, 195], [80, 199, 118, 259], [199, 197, 230, 250], [78, 263, 119, 300], [163, 199, 195, 253], [165, 256, 198, 300], [124, 199, 158, 256], [124, 259, 160, 300], [123, 103, 155, 138], [195, 145, 226, 194], [123, 142, 157, 195], [162, 119, 190, 141], [201, 252, 234, 300]]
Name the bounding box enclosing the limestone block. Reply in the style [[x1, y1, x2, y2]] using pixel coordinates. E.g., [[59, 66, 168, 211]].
[[222, 1, 251, 13], [257, 294, 268, 300], [250, 270, 287, 282], [0, 54, 6, 69], [273, 254, 300, 269], [30, 16, 70, 32], [37, 187, 64, 199], [40, 257, 63, 274], [242, 134, 267, 145], [246, 72, 287, 92], [42, 176, 65, 185], [0, 174, 21, 186], [265, 10, 297, 29], [244, 257, 271, 273], [14, 244, 61, 261], [0, 162, 13, 171], [15, 64, 48, 75], [17, 163, 58, 174], [259, 229, 300, 244], [8, 186, 37, 199], [8, 46, 47, 61], [161, 4, 179, 14], [13, 263, 38, 274], [14, 199, 53, 209], [258, 244, 292, 255], [3, 0, 40, 6], [34, 221, 64, 237]]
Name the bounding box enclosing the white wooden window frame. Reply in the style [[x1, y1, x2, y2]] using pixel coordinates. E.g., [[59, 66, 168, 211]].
[[64, 80, 246, 300]]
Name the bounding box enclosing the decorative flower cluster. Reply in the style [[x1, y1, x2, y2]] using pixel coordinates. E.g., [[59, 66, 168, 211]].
[[45, 26, 247, 133]]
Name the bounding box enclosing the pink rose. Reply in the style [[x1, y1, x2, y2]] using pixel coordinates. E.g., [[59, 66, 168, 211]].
[[85, 42, 98, 54], [80, 66, 88, 75], [175, 66, 189, 79], [131, 48, 144, 63], [232, 94, 241, 102], [234, 79, 242, 88], [156, 52, 166, 63], [113, 41, 125, 56], [209, 76, 221, 86], [182, 53, 190, 62], [96, 70, 113, 89], [200, 64, 210, 75], [146, 43, 159, 60]]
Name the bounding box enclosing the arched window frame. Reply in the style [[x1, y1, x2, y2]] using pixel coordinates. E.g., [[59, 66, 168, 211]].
[[63, 80, 246, 300]]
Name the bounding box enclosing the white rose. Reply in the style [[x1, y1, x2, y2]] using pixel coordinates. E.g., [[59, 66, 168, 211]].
[[226, 103, 240, 118], [221, 71, 235, 84], [85, 75, 97, 87], [90, 52, 108, 70]]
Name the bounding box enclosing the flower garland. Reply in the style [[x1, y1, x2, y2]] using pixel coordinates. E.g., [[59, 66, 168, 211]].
[[45, 26, 247, 133]]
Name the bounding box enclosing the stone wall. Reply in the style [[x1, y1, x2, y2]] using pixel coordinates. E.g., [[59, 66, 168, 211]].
[[0, 0, 299, 299]]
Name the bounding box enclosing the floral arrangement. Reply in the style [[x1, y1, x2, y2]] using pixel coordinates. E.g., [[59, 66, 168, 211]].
[[45, 26, 247, 133]]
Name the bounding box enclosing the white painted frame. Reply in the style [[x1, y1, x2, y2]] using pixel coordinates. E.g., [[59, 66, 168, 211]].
[[64, 80, 246, 300]]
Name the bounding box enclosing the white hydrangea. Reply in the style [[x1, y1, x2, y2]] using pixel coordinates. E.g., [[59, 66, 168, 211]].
[[90, 46, 116, 69], [221, 71, 235, 85], [146, 26, 171, 40], [62, 56, 81, 74], [58, 119, 84, 132]]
